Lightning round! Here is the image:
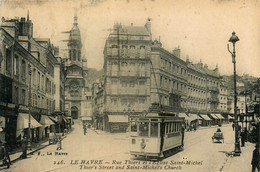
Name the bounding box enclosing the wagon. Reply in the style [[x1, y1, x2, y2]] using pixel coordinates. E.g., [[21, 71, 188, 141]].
[[212, 132, 224, 143]]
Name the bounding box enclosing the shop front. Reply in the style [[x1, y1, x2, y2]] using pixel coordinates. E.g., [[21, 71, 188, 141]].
[[107, 115, 129, 133], [40, 115, 55, 139], [16, 113, 42, 143]]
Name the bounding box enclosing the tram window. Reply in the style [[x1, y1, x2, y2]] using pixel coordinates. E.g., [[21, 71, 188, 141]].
[[139, 122, 149, 136], [177, 123, 180, 131], [150, 123, 158, 137], [131, 121, 137, 132], [174, 123, 177, 132], [171, 123, 173, 132]]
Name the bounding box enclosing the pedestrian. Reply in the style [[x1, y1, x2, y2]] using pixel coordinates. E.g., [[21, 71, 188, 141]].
[[181, 124, 185, 147], [3, 142, 11, 166], [20, 136, 27, 159], [241, 130, 246, 147], [0, 141, 10, 168], [193, 124, 197, 132], [56, 136, 62, 150], [251, 144, 260, 172], [232, 123, 235, 131], [83, 124, 87, 135]]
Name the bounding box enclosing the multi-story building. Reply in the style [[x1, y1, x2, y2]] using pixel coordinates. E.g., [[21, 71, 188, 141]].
[[150, 42, 187, 112], [186, 60, 208, 113], [0, 15, 65, 147], [64, 15, 88, 119], [54, 56, 66, 113], [92, 80, 104, 130], [102, 20, 152, 132], [218, 81, 228, 113]]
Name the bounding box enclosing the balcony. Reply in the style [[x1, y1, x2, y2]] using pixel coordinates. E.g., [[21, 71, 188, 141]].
[[207, 86, 219, 92]]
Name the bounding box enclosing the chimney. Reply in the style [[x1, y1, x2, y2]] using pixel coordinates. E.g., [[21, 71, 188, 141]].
[[186, 55, 190, 64], [173, 46, 180, 58], [1, 17, 19, 39], [145, 18, 151, 33]]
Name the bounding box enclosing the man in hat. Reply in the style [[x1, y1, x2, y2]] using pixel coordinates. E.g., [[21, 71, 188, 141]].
[[20, 136, 27, 159], [251, 144, 260, 172]]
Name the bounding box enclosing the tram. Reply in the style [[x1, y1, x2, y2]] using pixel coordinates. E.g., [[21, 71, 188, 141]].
[[129, 112, 185, 158]]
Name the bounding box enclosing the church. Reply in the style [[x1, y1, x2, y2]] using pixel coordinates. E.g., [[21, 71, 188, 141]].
[[64, 15, 91, 119]]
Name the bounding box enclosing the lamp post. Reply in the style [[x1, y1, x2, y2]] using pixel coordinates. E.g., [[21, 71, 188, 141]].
[[227, 32, 241, 156], [28, 65, 32, 149]]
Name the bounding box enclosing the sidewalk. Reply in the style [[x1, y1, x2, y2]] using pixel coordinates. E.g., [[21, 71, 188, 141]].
[[9, 140, 49, 163], [221, 142, 255, 172], [9, 135, 67, 164]]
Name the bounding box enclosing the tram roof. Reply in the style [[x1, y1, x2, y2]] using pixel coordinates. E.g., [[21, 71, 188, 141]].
[[130, 112, 184, 120]]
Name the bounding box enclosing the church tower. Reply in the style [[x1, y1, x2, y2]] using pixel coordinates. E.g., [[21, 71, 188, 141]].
[[65, 14, 86, 119], [68, 14, 82, 62]]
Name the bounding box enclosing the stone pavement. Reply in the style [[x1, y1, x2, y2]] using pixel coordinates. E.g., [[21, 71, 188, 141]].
[[221, 141, 256, 172]]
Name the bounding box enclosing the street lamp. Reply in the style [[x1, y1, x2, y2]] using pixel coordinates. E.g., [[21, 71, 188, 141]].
[[227, 32, 241, 156], [28, 65, 32, 149]]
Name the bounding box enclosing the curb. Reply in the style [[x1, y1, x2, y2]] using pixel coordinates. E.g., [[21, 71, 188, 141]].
[[10, 135, 67, 163]]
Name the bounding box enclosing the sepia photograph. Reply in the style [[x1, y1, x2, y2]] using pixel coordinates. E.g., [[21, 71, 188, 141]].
[[0, 0, 259, 171]]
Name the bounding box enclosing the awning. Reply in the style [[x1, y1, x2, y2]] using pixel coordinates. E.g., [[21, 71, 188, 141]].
[[210, 114, 218, 119], [81, 116, 92, 121], [62, 115, 69, 123], [215, 114, 225, 119], [228, 115, 234, 119], [178, 113, 189, 120], [108, 115, 128, 123], [40, 115, 55, 126], [49, 116, 58, 122], [188, 114, 199, 121], [16, 113, 42, 137], [200, 114, 212, 121]]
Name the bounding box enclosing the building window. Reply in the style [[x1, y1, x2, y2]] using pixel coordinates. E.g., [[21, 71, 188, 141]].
[[121, 81, 127, 87], [14, 55, 19, 76], [139, 81, 145, 86], [21, 89, 26, 105], [6, 48, 12, 75], [129, 81, 135, 87], [21, 60, 26, 79]]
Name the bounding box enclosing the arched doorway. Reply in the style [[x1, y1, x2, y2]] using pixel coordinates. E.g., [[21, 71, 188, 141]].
[[71, 106, 78, 119]]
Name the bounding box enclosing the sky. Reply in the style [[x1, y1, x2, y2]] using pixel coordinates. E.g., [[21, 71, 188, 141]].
[[0, 0, 259, 77]]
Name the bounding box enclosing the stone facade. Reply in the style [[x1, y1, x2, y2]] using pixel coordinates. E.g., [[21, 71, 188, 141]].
[[102, 20, 152, 132], [0, 15, 65, 146], [64, 15, 89, 119]]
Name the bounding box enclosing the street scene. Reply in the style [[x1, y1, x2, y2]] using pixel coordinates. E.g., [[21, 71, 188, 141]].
[[0, 0, 259, 172], [0, 121, 256, 172]]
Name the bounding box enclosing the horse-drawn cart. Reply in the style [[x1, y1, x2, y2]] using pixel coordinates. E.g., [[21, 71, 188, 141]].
[[212, 131, 224, 143]]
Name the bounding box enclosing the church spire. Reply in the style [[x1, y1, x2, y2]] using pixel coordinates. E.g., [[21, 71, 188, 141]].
[[73, 9, 78, 26]]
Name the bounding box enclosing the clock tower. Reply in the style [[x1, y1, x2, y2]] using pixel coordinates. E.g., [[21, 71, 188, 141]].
[[65, 14, 87, 119]]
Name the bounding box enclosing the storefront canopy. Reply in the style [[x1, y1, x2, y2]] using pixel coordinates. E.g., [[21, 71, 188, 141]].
[[228, 115, 234, 119], [188, 114, 200, 121], [214, 114, 225, 119], [108, 115, 128, 123], [40, 115, 55, 127], [210, 114, 218, 119], [49, 116, 58, 122], [200, 114, 212, 121], [16, 113, 42, 137]]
